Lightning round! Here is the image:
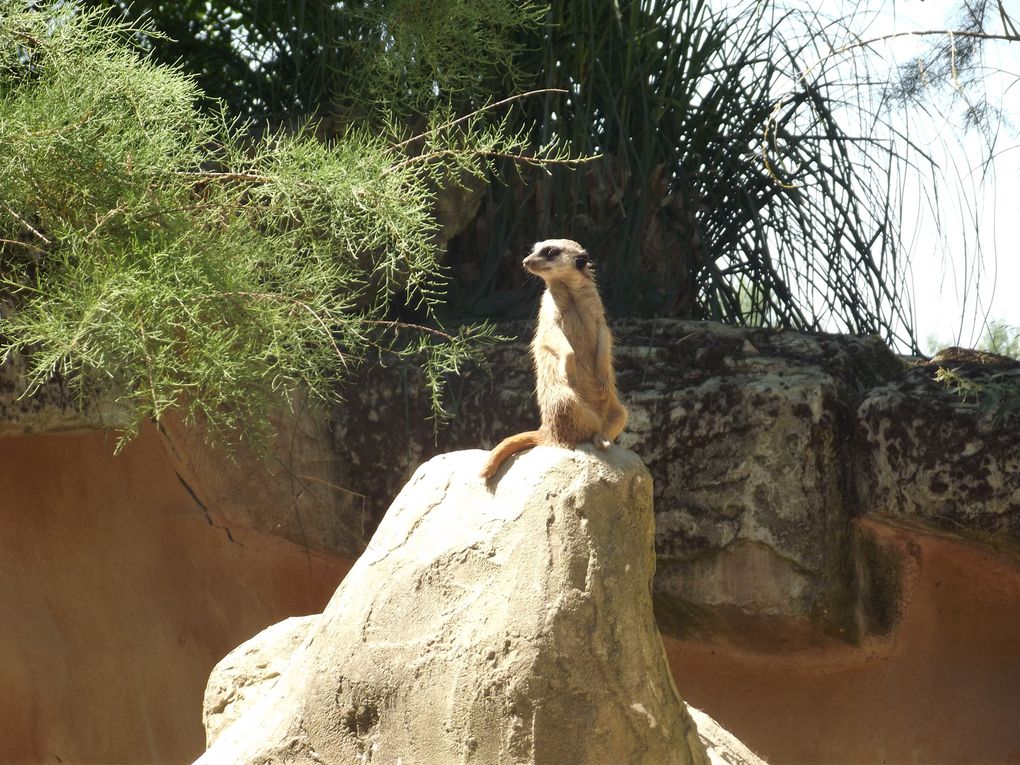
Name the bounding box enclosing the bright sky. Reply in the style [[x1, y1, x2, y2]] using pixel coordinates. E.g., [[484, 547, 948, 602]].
[[832, 0, 1020, 351]]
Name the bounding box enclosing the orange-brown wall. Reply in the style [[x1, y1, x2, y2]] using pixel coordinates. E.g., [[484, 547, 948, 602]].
[[665, 520, 1020, 765], [6, 426, 1020, 765], [0, 427, 351, 764]]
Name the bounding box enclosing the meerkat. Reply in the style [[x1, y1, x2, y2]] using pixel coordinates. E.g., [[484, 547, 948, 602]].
[[480, 238, 628, 479]]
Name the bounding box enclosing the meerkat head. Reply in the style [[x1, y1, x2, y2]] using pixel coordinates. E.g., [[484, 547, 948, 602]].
[[522, 239, 592, 284]]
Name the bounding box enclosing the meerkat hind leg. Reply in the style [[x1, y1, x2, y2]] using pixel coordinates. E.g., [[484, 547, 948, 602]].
[[547, 388, 603, 445], [605, 402, 628, 442]]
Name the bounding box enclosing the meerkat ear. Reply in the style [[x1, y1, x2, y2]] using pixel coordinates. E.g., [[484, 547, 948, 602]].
[[574, 254, 589, 270]]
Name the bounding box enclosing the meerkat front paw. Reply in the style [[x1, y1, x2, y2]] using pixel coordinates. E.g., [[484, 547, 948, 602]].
[[593, 434, 611, 449]]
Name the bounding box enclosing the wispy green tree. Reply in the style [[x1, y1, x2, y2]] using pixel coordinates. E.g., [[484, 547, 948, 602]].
[[437, 0, 931, 350], [981, 321, 1020, 358], [884, 0, 1018, 139], [0, 2, 566, 446], [81, 0, 542, 121]]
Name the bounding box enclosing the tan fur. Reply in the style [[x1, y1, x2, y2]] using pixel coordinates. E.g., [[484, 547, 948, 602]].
[[480, 239, 628, 479]]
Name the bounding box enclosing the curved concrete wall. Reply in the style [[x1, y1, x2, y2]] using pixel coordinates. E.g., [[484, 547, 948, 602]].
[[0, 427, 350, 764]]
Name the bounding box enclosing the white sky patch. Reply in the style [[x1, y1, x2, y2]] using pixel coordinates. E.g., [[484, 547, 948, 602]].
[[865, 0, 1020, 349], [706, 0, 1020, 351]]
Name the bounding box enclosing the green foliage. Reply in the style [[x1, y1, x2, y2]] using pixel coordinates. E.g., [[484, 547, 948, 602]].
[[346, 0, 544, 115], [447, 0, 922, 350], [0, 2, 565, 447], [82, 0, 543, 120], [980, 320, 1020, 358], [934, 366, 1020, 425]]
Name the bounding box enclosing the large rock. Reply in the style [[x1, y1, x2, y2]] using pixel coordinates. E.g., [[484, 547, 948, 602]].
[[330, 319, 906, 640], [197, 446, 718, 765], [203, 610, 766, 765], [855, 352, 1020, 543]]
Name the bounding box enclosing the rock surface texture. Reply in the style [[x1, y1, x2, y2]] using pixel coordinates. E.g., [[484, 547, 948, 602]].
[[6, 317, 1018, 764], [330, 319, 910, 640], [198, 447, 744, 765], [0, 344, 128, 435], [0, 346, 368, 556], [327, 320, 1020, 645], [7, 318, 1019, 646], [203, 615, 319, 747], [855, 352, 1020, 544], [0, 426, 351, 765]]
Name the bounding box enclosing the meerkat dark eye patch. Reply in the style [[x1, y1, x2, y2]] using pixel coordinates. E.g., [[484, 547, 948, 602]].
[[540, 245, 561, 259], [574, 255, 589, 270]]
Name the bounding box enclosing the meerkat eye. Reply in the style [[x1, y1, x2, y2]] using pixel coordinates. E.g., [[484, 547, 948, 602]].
[[541, 245, 561, 259]]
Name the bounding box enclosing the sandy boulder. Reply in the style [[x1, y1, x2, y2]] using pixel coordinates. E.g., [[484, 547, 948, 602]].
[[197, 446, 719, 765], [203, 615, 319, 747]]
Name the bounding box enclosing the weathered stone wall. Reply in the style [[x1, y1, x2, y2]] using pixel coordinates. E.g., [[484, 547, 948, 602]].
[[855, 353, 1020, 543], [0, 338, 364, 764], [0, 351, 369, 557], [0, 342, 129, 435], [665, 518, 1020, 764], [327, 320, 1020, 646]]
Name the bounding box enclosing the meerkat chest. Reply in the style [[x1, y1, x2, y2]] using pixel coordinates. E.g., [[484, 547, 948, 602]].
[[534, 295, 601, 378], [559, 312, 599, 363]]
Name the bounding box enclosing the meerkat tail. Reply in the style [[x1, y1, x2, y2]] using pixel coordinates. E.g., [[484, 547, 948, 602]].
[[480, 430, 543, 479]]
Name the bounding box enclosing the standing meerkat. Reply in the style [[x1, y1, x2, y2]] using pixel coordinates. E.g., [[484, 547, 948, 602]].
[[480, 238, 628, 479]]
